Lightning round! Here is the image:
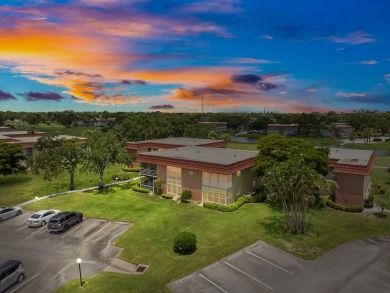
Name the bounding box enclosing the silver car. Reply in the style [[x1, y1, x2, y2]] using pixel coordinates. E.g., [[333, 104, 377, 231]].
[[27, 210, 61, 227], [0, 260, 25, 292], [0, 207, 22, 223]]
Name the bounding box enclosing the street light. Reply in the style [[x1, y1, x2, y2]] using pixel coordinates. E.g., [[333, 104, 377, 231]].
[[77, 258, 83, 287]]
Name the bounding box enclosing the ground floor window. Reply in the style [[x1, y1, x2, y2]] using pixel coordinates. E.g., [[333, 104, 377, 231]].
[[202, 186, 233, 205], [167, 166, 181, 196]]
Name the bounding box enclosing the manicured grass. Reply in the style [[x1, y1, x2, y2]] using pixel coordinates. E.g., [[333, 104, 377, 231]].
[[0, 165, 137, 206], [293, 135, 343, 146], [23, 188, 390, 293], [228, 141, 257, 150]]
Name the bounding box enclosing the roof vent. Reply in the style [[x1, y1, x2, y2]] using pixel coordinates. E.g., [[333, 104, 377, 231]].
[[197, 150, 200, 153], [176, 148, 178, 151], [234, 154, 237, 157]]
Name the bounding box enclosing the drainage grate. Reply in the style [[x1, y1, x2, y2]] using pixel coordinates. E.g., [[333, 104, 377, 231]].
[[135, 265, 147, 273]]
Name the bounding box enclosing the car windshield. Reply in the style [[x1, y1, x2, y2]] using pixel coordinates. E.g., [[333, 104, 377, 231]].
[[31, 214, 41, 219], [50, 219, 60, 224]]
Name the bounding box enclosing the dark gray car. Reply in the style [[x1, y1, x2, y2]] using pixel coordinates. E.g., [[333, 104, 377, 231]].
[[47, 212, 83, 232]]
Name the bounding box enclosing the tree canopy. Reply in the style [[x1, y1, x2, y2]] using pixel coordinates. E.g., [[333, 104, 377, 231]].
[[82, 130, 133, 189], [30, 133, 84, 190], [253, 134, 330, 177], [0, 141, 26, 176], [263, 158, 329, 234]]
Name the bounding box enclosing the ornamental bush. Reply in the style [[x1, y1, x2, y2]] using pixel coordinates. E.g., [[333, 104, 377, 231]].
[[325, 199, 363, 213], [181, 190, 193, 203], [173, 232, 197, 255], [162, 194, 173, 199], [203, 195, 254, 212], [111, 174, 132, 181], [131, 185, 150, 193], [121, 167, 141, 172]]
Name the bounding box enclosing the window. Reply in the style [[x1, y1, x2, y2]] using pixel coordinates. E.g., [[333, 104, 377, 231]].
[[237, 170, 241, 177], [167, 166, 181, 196], [27, 147, 33, 157]]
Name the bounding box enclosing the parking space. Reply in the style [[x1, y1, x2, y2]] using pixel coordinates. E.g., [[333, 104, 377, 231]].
[[0, 211, 131, 293], [170, 236, 390, 293], [169, 241, 305, 293]]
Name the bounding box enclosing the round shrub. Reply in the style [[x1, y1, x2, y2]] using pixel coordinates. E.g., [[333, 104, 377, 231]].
[[173, 232, 197, 255], [181, 190, 193, 203]]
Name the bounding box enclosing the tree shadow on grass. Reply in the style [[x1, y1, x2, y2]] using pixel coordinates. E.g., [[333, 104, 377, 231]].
[[261, 215, 289, 240], [0, 175, 32, 186]]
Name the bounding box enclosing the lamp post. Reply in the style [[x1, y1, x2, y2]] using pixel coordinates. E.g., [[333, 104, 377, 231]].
[[77, 258, 83, 287]]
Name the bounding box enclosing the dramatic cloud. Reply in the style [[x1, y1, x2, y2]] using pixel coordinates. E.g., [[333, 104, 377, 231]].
[[345, 94, 390, 104], [56, 70, 102, 78], [231, 74, 261, 84], [328, 31, 376, 45], [22, 91, 65, 101], [121, 79, 147, 85], [149, 104, 174, 110], [0, 89, 16, 100]]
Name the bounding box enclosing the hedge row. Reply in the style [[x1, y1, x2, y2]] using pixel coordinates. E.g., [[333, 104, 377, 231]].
[[111, 174, 132, 181], [161, 194, 173, 199], [326, 199, 364, 213], [121, 167, 141, 172], [203, 195, 262, 212], [131, 185, 150, 193]]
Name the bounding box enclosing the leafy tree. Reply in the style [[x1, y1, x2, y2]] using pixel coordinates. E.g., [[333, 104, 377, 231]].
[[254, 134, 330, 177], [374, 193, 390, 218], [27, 125, 38, 136], [207, 131, 218, 139], [263, 159, 329, 234], [30, 134, 84, 190], [0, 141, 26, 176], [220, 133, 232, 142], [153, 179, 163, 195], [348, 132, 357, 145], [363, 128, 375, 144], [82, 130, 133, 189]]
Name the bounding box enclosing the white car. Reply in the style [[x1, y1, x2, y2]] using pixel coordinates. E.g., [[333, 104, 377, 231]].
[[0, 207, 22, 222], [27, 210, 61, 227]]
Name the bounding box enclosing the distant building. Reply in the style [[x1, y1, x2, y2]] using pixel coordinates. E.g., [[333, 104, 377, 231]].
[[267, 124, 299, 136], [329, 148, 375, 206], [0, 130, 85, 158], [0, 126, 11, 132], [137, 146, 260, 205], [320, 123, 353, 138], [198, 121, 228, 132]]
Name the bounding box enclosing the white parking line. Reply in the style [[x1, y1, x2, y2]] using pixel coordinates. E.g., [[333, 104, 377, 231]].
[[8, 273, 40, 293], [224, 262, 273, 290], [17, 225, 28, 231], [199, 273, 229, 293], [86, 222, 111, 242], [246, 251, 294, 275], [39, 228, 49, 235], [0, 212, 31, 227], [61, 219, 90, 238]]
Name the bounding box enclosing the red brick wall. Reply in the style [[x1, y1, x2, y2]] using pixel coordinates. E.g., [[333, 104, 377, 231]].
[[181, 168, 202, 202], [335, 173, 365, 206]]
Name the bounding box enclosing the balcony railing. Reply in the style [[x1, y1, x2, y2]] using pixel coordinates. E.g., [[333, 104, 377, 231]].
[[140, 169, 157, 177]]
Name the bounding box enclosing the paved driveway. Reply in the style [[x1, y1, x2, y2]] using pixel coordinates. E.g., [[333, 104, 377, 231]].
[[0, 211, 131, 293], [169, 236, 390, 293]]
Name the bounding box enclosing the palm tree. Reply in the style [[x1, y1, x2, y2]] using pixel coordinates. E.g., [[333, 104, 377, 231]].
[[348, 132, 357, 145]]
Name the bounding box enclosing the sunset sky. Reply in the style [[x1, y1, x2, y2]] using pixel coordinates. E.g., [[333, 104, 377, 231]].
[[0, 0, 389, 113]]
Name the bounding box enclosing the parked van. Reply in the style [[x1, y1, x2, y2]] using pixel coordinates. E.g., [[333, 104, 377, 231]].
[[0, 260, 24, 292]]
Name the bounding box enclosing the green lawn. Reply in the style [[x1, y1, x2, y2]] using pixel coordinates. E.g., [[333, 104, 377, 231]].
[[228, 141, 257, 150], [0, 165, 137, 206], [23, 188, 390, 293], [343, 141, 390, 151]]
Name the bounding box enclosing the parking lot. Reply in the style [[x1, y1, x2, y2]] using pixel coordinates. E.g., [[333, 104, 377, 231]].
[[169, 236, 390, 293], [0, 210, 131, 293]]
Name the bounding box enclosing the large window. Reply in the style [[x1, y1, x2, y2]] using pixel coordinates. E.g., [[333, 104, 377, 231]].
[[202, 172, 233, 205], [167, 166, 181, 196]]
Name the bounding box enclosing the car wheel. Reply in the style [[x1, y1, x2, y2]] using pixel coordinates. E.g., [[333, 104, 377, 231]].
[[41, 220, 46, 226], [16, 210, 22, 215], [63, 224, 69, 232], [17, 273, 25, 283]]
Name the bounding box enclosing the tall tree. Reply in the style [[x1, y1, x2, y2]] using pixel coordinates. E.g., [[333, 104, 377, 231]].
[[263, 159, 329, 234], [348, 132, 357, 145], [30, 134, 84, 190], [254, 134, 330, 177], [82, 130, 132, 189], [0, 141, 26, 176]]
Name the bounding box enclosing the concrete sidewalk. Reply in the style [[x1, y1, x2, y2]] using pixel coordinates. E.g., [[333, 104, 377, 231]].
[[17, 176, 141, 207]]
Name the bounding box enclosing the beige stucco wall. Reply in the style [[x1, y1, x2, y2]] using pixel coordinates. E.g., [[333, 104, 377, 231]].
[[232, 167, 260, 201]]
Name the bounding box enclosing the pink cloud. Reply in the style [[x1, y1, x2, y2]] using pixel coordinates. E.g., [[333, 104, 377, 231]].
[[328, 31, 376, 45]]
